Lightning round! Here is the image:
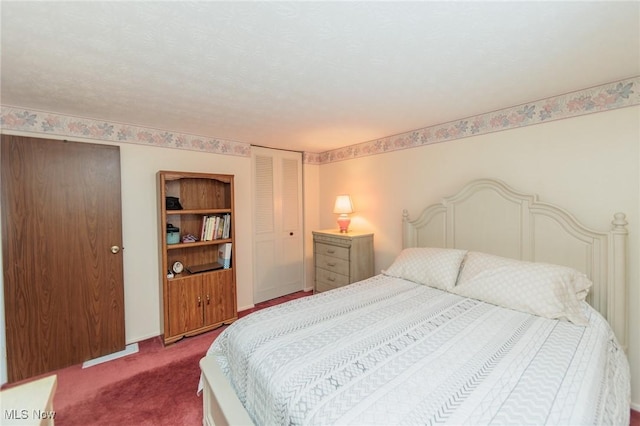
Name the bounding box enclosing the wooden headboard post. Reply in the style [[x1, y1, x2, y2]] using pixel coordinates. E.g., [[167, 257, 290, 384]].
[[402, 179, 629, 351]]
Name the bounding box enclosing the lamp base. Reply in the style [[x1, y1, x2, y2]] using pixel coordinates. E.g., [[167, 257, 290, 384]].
[[337, 215, 351, 233]]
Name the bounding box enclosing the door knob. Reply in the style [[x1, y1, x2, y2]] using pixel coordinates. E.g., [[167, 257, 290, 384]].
[[110, 245, 121, 254]]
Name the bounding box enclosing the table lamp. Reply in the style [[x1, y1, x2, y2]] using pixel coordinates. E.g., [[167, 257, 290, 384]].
[[333, 195, 354, 233]]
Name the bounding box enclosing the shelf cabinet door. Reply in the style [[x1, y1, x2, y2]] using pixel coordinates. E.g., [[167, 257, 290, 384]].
[[203, 269, 236, 326], [167, 276, 203, 336]]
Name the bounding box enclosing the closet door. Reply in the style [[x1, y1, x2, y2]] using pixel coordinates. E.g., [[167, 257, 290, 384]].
[[252, 146, 303, 303], [1, 135, 125, 382]]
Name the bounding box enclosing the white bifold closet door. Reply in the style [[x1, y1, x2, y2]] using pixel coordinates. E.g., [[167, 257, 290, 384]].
[[252, 146, 304, 303]]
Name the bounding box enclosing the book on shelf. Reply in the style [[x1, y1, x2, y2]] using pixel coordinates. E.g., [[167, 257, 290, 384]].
[[200, 215, 208, 241], [222, 213, 230, 239], [216, 216, 223, 239], [199, 214, 231, 242], [218, 243, 232, 269], [213, 216, 220, 239], [207, 216, 215, 241]]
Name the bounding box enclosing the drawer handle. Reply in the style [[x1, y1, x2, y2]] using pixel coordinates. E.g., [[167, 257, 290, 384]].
[[327, 262, 337, 267], [327, 277, 336, 282], [326, 249, 335, 254]]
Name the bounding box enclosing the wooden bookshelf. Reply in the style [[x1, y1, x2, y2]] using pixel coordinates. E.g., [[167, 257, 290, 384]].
[[157, 171, 237, 344]]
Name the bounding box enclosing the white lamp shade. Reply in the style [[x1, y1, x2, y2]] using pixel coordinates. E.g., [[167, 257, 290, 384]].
[[333, 195, 354, 214]]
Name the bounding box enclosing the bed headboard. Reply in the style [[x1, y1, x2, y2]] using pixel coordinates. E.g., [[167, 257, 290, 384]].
[[402, 178, 628, 350]]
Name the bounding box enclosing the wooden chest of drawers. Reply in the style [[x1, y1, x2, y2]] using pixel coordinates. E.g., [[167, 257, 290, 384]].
[[312, 230, 374, 293]]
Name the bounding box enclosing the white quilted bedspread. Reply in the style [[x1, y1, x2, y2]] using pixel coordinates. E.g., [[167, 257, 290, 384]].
[[205, 275, 630, 425]]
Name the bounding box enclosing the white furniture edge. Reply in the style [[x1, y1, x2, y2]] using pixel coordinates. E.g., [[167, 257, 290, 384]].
[[200, 178, 629, 425], [1, 374, 57, 425], [402, 178, 628, 351], [199, 357, 253, 426]]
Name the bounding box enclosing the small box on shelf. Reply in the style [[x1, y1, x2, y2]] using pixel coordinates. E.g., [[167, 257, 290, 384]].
[[166, 224, 180, 244]]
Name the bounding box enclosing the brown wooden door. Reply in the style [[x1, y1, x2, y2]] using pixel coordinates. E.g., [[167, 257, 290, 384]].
[[1, 135, 125, 382]]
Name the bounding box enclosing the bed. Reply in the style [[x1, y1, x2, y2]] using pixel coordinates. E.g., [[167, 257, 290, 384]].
[[198, 178, 630, 425]]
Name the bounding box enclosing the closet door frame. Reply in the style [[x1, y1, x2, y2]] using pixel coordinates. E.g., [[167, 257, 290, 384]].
[[251, 146, 304, 303]]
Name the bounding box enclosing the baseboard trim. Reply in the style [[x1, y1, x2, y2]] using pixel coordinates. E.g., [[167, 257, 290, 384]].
[[82, 343, 139, 369], [127, 331, 161, 345], [238, 303, 255, 312], [631, 401, 640, 411]]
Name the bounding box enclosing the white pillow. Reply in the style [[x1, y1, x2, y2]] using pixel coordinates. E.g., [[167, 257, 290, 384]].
[[382, 247, 468, 290], [574, 274, 592, 302], [453, 251, 592, 325]]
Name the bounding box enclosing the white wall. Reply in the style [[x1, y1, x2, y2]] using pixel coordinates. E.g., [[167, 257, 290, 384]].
[[0, 133, 322, 385], [1, 106, 638, 409], [0, 171, 4, 384], [317, 106, 640, 407], [115, 142, 255, 335], [0, 135, 254, 382], [303, 163, 321, 292]]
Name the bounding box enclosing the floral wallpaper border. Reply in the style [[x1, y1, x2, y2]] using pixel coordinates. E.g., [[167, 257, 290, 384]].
[[0, 108, 252, 157], [313, 76, 639, 164], [2, 77, 638, 165]]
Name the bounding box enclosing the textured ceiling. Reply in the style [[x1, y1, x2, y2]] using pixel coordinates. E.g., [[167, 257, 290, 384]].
[[1, 1, 639, 153]]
